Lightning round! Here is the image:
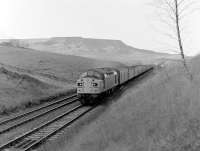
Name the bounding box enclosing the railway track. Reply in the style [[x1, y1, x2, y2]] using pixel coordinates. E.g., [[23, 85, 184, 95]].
[[0, 94, 80, 147], [0, 94, 77, 126], [0, 94, 78, 135], [0, 105, 96, 151], [0, 67, 154, 150]]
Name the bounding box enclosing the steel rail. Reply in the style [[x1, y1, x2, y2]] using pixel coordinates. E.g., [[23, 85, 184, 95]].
[[23, 106, 96, 151], [0, 94, 77, 126], [0, 104, 83, 150], [0, 97, 79, 135]]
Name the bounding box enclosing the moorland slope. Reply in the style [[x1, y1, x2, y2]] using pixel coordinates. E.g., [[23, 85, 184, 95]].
[[0, 45, 122, 113]]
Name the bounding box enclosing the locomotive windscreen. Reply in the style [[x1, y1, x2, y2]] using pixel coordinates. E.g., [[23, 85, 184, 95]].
[[81, 70, 104, 79]]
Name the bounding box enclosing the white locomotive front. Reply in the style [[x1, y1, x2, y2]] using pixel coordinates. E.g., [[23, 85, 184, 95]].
[[77, 73, 104, 94], [77, 68, 118, 104]]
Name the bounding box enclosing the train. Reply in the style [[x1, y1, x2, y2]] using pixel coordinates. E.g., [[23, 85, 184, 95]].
[[76, 65, 153, 105]]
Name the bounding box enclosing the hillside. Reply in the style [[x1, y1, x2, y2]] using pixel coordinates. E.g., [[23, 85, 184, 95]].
[[0, 37, 179, 64], [40, 55, 200, 151], [0, 45, 123, 113]]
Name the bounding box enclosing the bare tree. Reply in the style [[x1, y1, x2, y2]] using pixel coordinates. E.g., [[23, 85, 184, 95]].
[[152, 0, 198, 79]]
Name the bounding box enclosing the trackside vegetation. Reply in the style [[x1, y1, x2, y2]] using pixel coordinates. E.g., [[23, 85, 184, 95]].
[[44, 55, 200, 151]]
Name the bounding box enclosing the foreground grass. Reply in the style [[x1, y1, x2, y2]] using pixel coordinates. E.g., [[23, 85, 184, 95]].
[[43, 56, 200, 151], [0, 88, 76, 116]]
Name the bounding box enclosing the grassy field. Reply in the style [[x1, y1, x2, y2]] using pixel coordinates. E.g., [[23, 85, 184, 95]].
[[41, 55, 200, 151], [0, 45, 123, 115]]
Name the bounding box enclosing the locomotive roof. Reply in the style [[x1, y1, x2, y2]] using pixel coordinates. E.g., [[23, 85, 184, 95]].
[[80, 67, 117, 80], [88, 67, 117, 75]]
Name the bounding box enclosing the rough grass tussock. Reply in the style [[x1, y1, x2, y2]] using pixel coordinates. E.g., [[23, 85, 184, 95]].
[[0, 66, 54, 89], [0, 89, 76, 116]]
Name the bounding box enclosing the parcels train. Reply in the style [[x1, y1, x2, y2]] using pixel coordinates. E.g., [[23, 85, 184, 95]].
[[76, 65, 153, 105]]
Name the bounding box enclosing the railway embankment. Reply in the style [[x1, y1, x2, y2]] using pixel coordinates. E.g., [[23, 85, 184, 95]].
[[0, 87, 76, 116], [47, 56, 200, 151]]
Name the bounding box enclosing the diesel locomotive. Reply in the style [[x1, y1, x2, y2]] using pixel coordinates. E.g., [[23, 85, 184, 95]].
[[76, 65, 153, 105]]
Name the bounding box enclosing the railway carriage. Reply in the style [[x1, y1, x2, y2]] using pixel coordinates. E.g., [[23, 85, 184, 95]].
[[128, 66, 136, 80], [113, 67, 129, 84], [134, 65, 145, 77]]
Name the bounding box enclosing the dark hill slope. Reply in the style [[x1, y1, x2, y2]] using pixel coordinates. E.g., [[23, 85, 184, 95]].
[[0, 45, 124, 83], [0, 45, 123, 111]]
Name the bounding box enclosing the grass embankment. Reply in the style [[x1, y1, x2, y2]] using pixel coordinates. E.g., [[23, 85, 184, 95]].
[[0, 88, 76, 116], [51, 56, 200, 151]]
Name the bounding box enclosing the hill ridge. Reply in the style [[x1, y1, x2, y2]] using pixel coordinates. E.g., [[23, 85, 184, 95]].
[[0, 37, 179, 64]]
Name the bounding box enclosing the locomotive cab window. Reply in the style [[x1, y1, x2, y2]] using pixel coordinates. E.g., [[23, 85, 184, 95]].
[[82, 71, 103, 79]]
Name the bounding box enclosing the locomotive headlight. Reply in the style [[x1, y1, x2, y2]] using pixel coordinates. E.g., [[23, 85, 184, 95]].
[[92, 83, 98, 87], [77, 83, 83, 86]]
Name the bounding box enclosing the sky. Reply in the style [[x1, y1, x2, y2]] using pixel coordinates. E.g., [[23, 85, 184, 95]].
[[0, 0, 199, 56]]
